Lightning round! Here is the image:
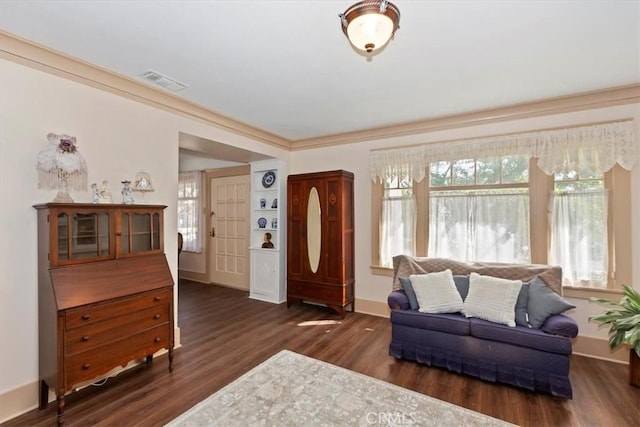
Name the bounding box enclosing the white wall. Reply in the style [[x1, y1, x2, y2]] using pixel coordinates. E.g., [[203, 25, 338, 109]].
[[179, 153, 244, 172], [290, 103, 640, 341], [0, 58, 288, 419]]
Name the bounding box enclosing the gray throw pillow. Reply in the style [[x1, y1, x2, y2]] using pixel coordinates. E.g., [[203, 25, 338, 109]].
[[399, 276, 419, 310], [453, 275, 469, 300], [514, 282, 530, 327], [527, 279, 576, 328]]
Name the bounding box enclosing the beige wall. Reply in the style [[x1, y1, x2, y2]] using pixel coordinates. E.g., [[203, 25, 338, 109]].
[[289, 103, 640, 344], [0, 58, 288, 421]]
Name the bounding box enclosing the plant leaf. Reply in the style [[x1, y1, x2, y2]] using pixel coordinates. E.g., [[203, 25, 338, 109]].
[[590, 285, 640, 351]]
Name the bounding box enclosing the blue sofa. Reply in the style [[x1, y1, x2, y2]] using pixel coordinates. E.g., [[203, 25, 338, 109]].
[[387, 256, 578, 399]]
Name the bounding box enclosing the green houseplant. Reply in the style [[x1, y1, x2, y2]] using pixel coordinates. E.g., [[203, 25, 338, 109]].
[[589, 285, 640, 387]]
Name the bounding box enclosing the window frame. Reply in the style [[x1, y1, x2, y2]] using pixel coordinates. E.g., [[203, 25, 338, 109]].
[[371, 160, 631, 296], [178, 171, 203, 253]]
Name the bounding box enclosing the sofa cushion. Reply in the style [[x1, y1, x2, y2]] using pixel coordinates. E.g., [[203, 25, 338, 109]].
[[462, 273, 522, 327], [527, 279, 575, 328], [390, 310, 470, 336], [410, 270, 464, 314], [469, 318, 572, 355], [399, 277, 419, 310]]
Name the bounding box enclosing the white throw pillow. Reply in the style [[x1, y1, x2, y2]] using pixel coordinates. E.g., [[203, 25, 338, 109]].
[[463, 273, 523, 327], [410, 270, 464, 314]]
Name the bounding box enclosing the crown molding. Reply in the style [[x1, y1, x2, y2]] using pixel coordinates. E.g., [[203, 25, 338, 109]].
[[0, 31, 291, 151], [291, 84, 640, 150], [2, 30, 638, 153]]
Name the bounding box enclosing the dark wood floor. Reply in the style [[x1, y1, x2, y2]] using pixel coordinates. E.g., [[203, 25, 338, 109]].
[[4, 280, 639, 426]]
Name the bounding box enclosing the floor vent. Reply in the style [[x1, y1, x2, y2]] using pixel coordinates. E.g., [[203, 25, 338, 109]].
[[138, 70, 188, 92]]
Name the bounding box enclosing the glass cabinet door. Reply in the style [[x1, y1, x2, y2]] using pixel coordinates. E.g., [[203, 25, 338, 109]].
[[56, 213, 69, 261], [118, 210, 163, 256], [56, 211, 111, 263], [44, 204, 165, 265]]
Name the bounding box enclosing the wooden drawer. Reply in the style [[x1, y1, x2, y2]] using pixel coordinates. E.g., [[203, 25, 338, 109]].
[[288, 281, 347, 306], [65, 289, 171, 330], [65, 304, 170, 355], [65, 324, 170, 387]]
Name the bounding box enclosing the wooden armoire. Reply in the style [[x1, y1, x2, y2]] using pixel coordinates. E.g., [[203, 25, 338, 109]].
[[287, 170, 354, 318]]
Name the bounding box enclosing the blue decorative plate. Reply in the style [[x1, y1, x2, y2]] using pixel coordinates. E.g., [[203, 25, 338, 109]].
[[262, 171, 276, 188], [257, 217, 267, 228]]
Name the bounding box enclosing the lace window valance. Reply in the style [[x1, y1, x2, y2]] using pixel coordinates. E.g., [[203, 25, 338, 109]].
[[370, 120, 636, 182]]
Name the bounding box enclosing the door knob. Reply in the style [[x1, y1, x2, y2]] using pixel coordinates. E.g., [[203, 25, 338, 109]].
[[210, 226, 215, 237]]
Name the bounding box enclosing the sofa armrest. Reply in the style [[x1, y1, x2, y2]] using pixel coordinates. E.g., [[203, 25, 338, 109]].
[[541, 314, 578, 338], [388, 290, 410, 310]]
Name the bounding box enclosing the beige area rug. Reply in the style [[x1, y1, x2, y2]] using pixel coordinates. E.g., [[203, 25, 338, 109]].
[[166, 350, 516, 427]]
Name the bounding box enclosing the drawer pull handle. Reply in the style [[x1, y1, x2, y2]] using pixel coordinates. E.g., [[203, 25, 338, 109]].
[[82, 314, 90, 320], [154, 337, 161, 343], [154, 296, 161, 302], [153, 314, 161, 319], [82, 363, 90, 370], [82, 336, 90, 342]]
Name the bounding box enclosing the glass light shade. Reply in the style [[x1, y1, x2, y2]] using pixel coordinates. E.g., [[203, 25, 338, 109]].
[[346, 13, 394, 53], [340, 1, 400, 54]]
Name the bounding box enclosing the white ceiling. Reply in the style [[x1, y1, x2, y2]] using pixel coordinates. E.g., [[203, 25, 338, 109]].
[[1, 1, 639, 142]]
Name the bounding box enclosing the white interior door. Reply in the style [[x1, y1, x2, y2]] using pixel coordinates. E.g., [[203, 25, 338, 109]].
[[209, 175, 250, 289]]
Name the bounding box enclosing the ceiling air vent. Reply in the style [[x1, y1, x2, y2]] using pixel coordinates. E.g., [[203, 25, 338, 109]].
[[138, 70, 188, 92]]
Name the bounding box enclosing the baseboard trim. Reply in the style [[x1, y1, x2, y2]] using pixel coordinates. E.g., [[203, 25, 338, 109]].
[[572, 335, 628, 364], [178, 269, 208, 283], [0, 380, 39, 423], [354, 297, 390, 318]]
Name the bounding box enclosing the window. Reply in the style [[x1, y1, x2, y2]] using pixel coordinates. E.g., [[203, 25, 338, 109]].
[[428, 156, 530, 263], [178, 171, 202, 253], [550, 169, 608, 287], [370, 121, 634, 292], [380, 174, 415, 267]]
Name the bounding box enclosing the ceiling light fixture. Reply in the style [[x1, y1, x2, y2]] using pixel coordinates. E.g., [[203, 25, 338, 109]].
[[339, 0, 400, 54]]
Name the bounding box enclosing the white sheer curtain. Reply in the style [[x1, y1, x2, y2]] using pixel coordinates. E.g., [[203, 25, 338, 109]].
[[429, 191, 530, 263], [380, 195, 416, 267], [370, 120, 636, 182], [178, 171, 202, 253], [550, 190, 608, 287]]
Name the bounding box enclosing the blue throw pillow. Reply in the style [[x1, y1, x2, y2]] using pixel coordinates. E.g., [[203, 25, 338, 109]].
[[399, 276, 419, 310], [527, 278, 576, 328]]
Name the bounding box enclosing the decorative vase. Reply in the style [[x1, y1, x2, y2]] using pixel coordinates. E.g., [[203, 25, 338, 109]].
[[631, 349, 640, 387]]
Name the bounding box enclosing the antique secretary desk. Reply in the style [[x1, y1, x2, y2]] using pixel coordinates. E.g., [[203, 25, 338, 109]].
[[34, 203, 174, 425]]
